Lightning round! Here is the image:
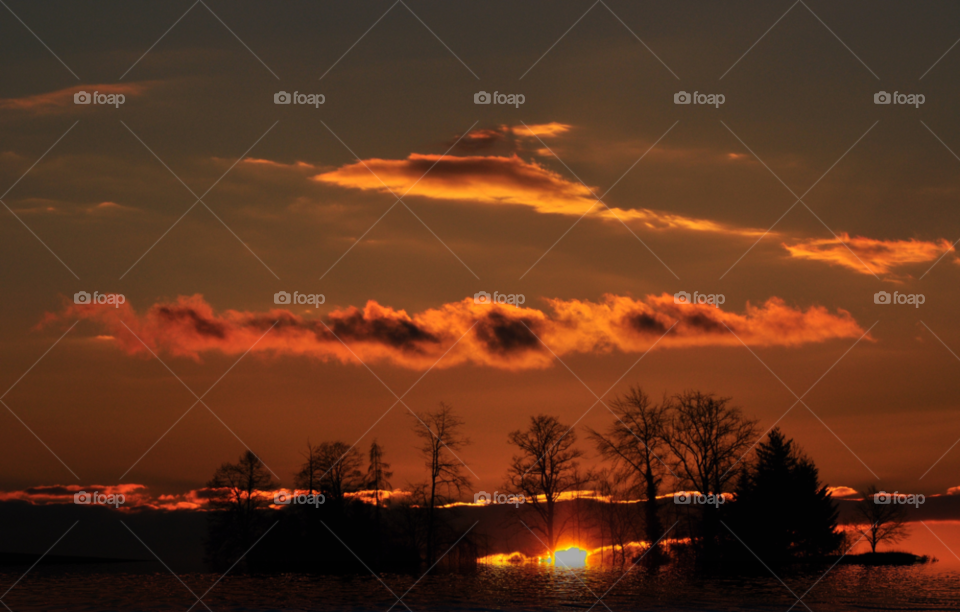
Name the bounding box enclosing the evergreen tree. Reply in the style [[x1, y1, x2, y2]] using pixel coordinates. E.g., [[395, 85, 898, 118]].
[[725, 428, 843, 568]]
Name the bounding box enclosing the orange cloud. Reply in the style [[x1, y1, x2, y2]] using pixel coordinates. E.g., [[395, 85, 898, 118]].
[[783, 234, 954, 275], [0, 484, 420, 512], [0, 484, 146, 506], [442, 123, 572, 154], [314, 153, 764, 237], [459, 122, 571, 144], [0, 483, 222, 511], [0, 83, 148, 114], [316, 153, 593, 213], [826, 486, 859, 498], [511, 122, 571, 138], [42, 293, 865, 371]]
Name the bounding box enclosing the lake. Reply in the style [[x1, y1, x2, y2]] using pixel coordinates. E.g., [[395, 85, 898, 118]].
[[2, 562, 960, 611]]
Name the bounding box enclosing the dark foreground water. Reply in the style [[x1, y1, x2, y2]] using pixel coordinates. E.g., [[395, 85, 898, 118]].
[[2, 563, 959, 611]]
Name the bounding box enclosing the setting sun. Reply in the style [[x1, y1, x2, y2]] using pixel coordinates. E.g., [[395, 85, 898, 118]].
[[553, 547, 589, 568]]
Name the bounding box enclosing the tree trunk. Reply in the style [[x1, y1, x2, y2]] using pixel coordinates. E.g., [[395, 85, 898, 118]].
[[427, 447, 438, 566]]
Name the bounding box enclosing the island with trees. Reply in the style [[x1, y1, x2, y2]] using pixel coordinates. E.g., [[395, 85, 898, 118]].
[[200, 386, 932, 575]]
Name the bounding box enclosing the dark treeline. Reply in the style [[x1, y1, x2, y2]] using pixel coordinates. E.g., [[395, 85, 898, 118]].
[[204, 404, 478, 574], [202, 386, 901, 575]]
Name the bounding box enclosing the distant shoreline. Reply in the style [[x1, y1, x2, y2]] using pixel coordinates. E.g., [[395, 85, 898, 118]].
[[838, 552, 934, 566]]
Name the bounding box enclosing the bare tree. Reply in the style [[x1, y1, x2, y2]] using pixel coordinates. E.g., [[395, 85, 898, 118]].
[[412, 402, 471, 564], [588, 386, 669, 560], [316, 442, 363, 504], [854, 485, 910, 553], [205, 450, 277, 569], [506, 414, 583, 555], [365, 438, 393, 509], [664, 391, 758, 496], [663, 391, 758, 550], [208, 450, 277, 515], [365, 439, 393, 569], [568, 467, 595, 549], [294, 441, 322, 495], [595, 468, 639, 569]]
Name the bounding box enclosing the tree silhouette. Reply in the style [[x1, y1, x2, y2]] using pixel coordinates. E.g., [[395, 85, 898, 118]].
[[205, 450, 277, 571], [366, 438, 393, 509], [594, 467, 639, 568], [725, 428, 843, 567], [364, 439, 393, 570], [664, 392, 757, 552], [506, 414, 583, 555], [294, 441, 323, 495], [588, 387, 669, 563], [854, 485, 910, 553], [412, 402, 471, 565], [313, 441, 363, 504]]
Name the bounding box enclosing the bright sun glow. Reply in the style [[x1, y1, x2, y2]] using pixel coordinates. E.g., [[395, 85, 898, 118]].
[[553, 547, 588, 568]]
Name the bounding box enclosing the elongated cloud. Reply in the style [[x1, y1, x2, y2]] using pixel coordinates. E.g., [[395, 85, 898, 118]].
[[0, 483, 217, 511], [826, 486, 859, 498], [314, 153, 764, 237], [250, 127, 954, 273], [0, 83, 148, 114], [456, 122, 571, 149], [43, 294, 865, 371], [0, 484, 411, 512], [783, 234, 954, 275]]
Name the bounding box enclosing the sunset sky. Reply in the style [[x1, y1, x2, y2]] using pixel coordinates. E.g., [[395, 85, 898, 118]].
[[2, 0, 960, 515]]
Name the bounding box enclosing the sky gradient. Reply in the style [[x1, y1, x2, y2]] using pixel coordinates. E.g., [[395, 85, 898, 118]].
[[2, 1, 960, 516]]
